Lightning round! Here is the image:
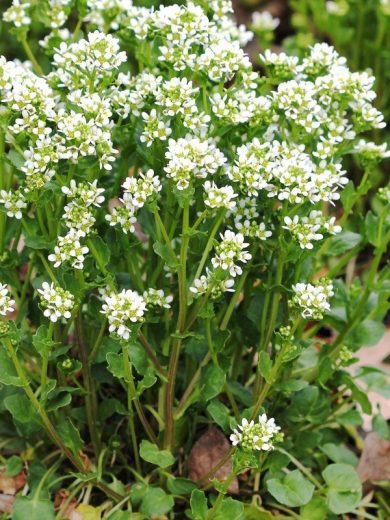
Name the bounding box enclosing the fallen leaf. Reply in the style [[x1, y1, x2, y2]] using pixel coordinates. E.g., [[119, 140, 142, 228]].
[[0, 493, 15, 513], [0, 470, 26, 495], [357, 432, 390, 482], [74, 504, 103, 520], [54, 488, 79, 518], [187, 428, 239, 494]]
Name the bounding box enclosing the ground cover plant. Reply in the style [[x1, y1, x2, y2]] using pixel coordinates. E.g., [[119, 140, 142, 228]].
[[0, 0, 389, 518]]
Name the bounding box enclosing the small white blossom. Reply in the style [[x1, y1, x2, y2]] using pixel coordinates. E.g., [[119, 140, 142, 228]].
[[144, 288, 173, 309], [3, 1, 31, 27], [251, 11, 280, 32], [230, 414, 281, 451], [203, 181, 237, 210], [211, 230, 251, 277], [101, 289, 147, 340], [0, 190, 27, 219], [37, 282, 75, 322], [291, 279, 334, 320], [0, 284, 15, 316]]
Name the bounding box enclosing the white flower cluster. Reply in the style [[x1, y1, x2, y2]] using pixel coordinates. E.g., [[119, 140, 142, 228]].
[[251, 11, 280, 32], [37, 282, 75, 322], [203, 181, 237, 210], [3, 0, 31, 27], [101, 289, 147, 340], [106, 170, 161, 234], [0, 284, 15, 317], [291, 279, 334, 320], [164, 137, 226, 191], [0, 190, 27, 220], [48, 180, 105, 270], [144, 288, 173, 309], [230, 414, 281, 451], [211, 230, 252, 277], [228, 139, 348, 205], [283, 212, 341, 250], [190, 269, 235, 300]]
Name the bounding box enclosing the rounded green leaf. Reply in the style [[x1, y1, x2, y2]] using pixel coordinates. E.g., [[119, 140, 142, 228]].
[[322, 463, 362, 514], [267, 469, 315, 507]]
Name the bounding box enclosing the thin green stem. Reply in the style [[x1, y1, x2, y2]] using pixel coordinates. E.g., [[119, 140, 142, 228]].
[[76, 313, 102, 460], [21, 37, 44, 75], [0, 126, 5, 253], [193, 209, 225, 283], [164, 203, 190, 450], [122, 343, 159, 445]]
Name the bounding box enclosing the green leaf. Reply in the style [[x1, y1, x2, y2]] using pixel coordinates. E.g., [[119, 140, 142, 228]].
[[201, 365, 226, 401], [137, 369, 157, 396], [7, 149, 25, 169], [266, 470, 315, 507], [320, 443, 358, 466], [5, 393, 41, 435], [243, 505, 274, 519], [106, 352, 124, 379], [340, 374, 372, 414], [372, 411, 390, 440], [139, 487, 174, 516], [24, 234, 54, 250], [348, 320, 385, 348], [6, 456, 23, 477], [322, 463, 362, 514], [207, 399, 230, 431], [327, 231, 361, 256], [0, 347, 23, 387], [139, 440, 175, 468], [153, 241, 178, 269], [288, 386, 331, 424], [12, 496, 55, 520], [214, 497, 244, 519], [32, 325, 56, 357], [57, 418, 84, 458], [300, 496, 328, 520], [258, 351, 273, 383], [365, 211, 379, 247], [167, 477, 197, 495], [190, 489, 208, 520], [88, 236, 111, 269]]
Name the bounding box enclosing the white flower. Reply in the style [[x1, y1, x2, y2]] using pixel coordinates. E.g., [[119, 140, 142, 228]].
[[211, 230, 251, 277], [48, 229, 89, 270], [203, 181, 237, 210], [3, 1, 31, 28], [144, 288, 173, 309], [101, 289, 147, 340], [37, 282, 74, 322], [62, 180, 105, 208], [251, 11, 280, 32], [190, 269, 235, 299], [230, 414, 281, 451], [0, 284, 15, 316], [0, 190, 27, 219], [291, 279, 334, 320]]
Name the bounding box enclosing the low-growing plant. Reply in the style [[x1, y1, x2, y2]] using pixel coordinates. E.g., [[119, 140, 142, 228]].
[[0, 0, 389, 518]]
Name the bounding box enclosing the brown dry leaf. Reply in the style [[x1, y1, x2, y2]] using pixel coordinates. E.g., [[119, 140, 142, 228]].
[[357, 432, 390, 483], [54, 488, 79, 518], [0, 493, 15, 513], [0, 470, 26, 495], [187, 428, 239, 494]]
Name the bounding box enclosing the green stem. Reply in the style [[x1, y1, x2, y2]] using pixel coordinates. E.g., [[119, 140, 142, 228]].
[[174, 352, 211, 419], [21, 37, 44, 75], [138, 332, 167, 378], [220, 269, 249, 331], [277, 448, 326, 492], [207, 470, 237, 519], [153, 209, 177, 261], [122, 343, 159, 445], [0, 126, 5, 253], [193, 208, 225, 282], [40, 321, 54, 398], [88, 318, 107, 363], [76, 313, 102, 460], [164, 203, 190, 450]]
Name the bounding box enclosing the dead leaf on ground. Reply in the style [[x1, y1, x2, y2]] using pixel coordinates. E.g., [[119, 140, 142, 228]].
[[187, 427, 239, 494], [357, 432, 390, 483], [54, 488, 79, 518], [0, 470, 26, 495], [0, 493, 15, 513]]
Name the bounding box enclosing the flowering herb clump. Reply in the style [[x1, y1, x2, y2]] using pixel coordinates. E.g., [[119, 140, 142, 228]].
[[0, 0, 389, 518]]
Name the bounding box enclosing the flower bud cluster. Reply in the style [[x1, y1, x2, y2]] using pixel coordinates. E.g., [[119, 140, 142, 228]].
[[283, 212, 341, 250]]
